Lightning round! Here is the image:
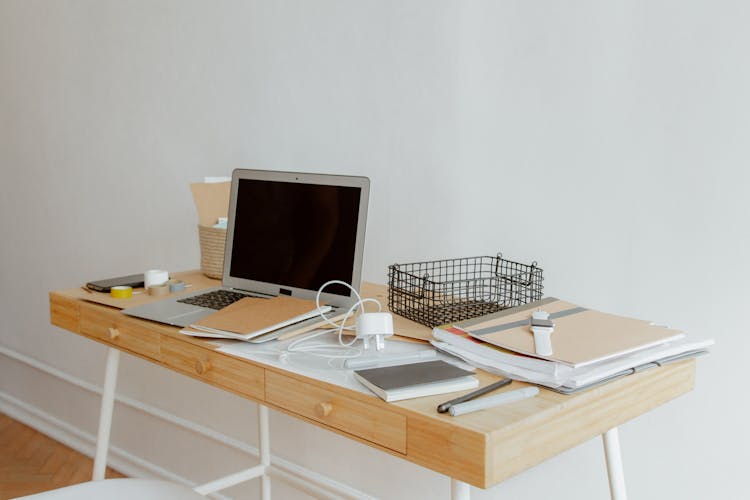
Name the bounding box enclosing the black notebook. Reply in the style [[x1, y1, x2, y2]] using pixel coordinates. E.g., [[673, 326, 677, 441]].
[[353, 360, 478, 402]]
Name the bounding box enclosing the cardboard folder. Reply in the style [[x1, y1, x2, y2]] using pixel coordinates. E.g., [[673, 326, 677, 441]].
[[457, 298, 684, 368], [189, 296, 327, 340]]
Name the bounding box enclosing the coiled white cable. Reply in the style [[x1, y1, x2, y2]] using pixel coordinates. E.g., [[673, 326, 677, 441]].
[[281, 280, 383, 361]]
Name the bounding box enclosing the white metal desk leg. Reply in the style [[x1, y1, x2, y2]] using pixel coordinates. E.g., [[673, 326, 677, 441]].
[[259, 404, 271, 500], [602, 427, 628, 500], [451, 478, 470, 500], [92, 347, 120, 480]]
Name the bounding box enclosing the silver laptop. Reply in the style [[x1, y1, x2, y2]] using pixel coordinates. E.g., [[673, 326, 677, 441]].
[[123, 169, 370, 338]]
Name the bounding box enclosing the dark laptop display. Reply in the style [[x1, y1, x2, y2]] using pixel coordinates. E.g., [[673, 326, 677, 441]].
[[229, 179, 361, 298]]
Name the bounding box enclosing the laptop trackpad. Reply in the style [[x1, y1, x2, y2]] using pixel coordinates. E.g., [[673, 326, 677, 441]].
[[168, 310, 212, 327], [159, 302, 212, 326], [123, 301, 212, 327]]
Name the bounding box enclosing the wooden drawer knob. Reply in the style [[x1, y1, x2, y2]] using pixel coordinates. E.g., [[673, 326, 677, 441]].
[[195, 359, 211, 375], [108, 327, 120, 340], [315, 401, 333, 418]]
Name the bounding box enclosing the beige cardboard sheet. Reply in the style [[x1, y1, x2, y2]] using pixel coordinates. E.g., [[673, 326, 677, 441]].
[[190, 182, 231, 226], [459, 299, 683, 367], [192, 296, 319, 336]]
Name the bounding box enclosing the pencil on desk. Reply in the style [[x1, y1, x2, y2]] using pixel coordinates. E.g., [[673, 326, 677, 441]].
[[437, 378, 512, 413]]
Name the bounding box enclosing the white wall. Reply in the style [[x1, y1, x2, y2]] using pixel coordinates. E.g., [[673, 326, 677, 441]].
[[1, 1, 747, 498]]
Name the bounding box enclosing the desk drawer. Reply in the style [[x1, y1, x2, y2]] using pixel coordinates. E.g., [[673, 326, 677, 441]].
[[50, 293, 80, 332], [266, 371, 406, 454], [160, 336, 264, 401], [79, 302, 160, 360]]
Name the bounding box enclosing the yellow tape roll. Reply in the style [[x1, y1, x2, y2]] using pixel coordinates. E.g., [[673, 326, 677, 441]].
[[110, 286, 133, 299]]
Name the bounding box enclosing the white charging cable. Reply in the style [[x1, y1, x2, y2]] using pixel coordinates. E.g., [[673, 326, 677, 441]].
[[283, 329, 361, 362], [315, 280, 383, 347], [280, 280, 390, 362]]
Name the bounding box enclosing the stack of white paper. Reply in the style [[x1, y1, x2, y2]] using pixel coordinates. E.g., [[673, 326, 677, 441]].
[[431, 299, 714, 394]]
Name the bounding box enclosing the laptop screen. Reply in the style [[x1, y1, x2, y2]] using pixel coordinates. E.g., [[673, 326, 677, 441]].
[[228, 178, 362, 298]]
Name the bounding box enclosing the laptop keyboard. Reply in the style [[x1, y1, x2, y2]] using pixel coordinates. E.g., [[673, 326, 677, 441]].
[[177, 290, 248, 310]]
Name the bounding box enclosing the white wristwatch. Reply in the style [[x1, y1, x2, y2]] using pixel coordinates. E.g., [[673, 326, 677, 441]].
[[530, 310, 554, 356]]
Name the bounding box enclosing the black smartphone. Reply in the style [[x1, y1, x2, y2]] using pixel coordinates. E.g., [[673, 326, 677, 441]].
[[86, 274, 145, 292]]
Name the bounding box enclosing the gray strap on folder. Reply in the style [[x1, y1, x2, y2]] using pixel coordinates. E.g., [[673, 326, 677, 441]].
[[471, 307, 587, 336]]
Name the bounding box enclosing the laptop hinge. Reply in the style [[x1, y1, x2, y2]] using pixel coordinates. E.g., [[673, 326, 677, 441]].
[[232, 288, 275, 298]]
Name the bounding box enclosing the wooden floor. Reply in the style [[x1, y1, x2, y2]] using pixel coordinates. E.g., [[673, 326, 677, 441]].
[[0, 413, 125, 499]]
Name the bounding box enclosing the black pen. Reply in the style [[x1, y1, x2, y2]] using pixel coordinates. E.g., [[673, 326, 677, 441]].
[[436, 378, 512, 413]]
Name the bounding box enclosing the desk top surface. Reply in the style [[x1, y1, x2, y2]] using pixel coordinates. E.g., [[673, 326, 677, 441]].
[[49, 272, 696, 488]]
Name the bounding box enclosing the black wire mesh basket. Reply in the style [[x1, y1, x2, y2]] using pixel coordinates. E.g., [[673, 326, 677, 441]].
[[387, 253, 543, 328]]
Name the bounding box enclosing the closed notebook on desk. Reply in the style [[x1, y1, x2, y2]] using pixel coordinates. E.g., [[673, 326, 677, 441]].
[[190, 296, 327, 340], [353, 360, 478, 402], [458, 298, 684, 368]]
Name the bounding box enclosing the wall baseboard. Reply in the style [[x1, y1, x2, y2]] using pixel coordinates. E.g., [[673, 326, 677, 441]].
[[0, 344, 374, 500], [0, 390, 205, 491]]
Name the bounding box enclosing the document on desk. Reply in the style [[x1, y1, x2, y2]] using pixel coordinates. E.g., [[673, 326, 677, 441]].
[[432, 326, 564, 376], [434, 337, 713, 393], [458, 298, 684, 368], [185, 296, 330, 341]]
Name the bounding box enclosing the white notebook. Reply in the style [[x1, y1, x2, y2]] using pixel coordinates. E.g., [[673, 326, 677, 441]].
[[353, 360, 478, 402]]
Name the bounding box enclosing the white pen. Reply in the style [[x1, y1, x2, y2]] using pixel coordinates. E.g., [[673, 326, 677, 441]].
[[449, 386, 539, 417]]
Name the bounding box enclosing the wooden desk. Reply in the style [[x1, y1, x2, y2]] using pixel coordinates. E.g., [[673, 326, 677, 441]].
[[49, 278, 695, 499]]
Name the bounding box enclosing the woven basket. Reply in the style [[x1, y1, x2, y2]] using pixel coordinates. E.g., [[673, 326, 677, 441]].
[[198, 224, 226, 279]]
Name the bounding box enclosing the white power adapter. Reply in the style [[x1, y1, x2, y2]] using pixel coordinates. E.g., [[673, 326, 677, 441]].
[[355, 312, 394, 351]]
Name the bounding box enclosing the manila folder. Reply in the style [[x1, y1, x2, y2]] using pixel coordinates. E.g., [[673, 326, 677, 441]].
[[191, 296, 320, 337]]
